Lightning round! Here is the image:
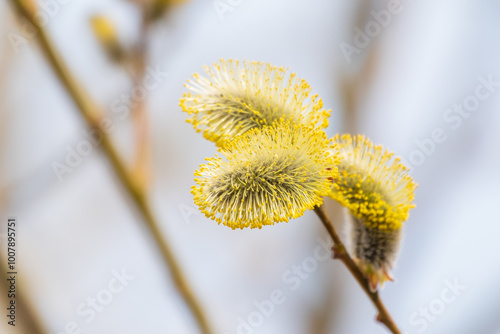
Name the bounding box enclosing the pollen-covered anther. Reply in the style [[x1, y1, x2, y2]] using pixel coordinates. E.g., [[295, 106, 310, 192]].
[[180, 59, 331, 146], [192, 121, 340, 229]]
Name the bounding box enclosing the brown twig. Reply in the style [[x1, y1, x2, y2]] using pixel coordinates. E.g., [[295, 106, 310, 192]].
[[0, 10, 47, 334], [9, 1, 212, 333], [129, 4, 152, 190], [313, 205, 401, 334]]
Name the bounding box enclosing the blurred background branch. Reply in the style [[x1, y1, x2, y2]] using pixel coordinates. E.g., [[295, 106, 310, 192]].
[[0, 11, 46, 334], [130, 3, 152, 190], [8, 0, 212, 333], [314, 205, 401, 334], [2, 0, 499, 333]]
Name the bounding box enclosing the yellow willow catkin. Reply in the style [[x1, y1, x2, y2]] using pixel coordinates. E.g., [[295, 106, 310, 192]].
[[329, 134, 417, 291], [180, 59, 330, 147], [192, 121, 340, 229]]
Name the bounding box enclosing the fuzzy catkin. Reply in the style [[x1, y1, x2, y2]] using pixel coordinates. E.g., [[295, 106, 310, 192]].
[[180, 59, 330, 146]]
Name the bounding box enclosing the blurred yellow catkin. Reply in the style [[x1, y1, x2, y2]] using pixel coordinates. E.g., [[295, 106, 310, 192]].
[[90, 15, 124, 62]]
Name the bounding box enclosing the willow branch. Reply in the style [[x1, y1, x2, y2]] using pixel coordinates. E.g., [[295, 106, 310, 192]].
[[130, 5, 151, 189], [0, 256, 47, 334], [313, 205, 401, 334], [9, 1, 212, 333]]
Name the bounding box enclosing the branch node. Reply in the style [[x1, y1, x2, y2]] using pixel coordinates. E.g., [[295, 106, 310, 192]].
[[331, 244, 345, 259]]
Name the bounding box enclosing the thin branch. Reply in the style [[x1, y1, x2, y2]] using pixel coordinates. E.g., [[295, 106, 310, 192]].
[[313, 205, 401, 334], [9, 1, 213, 333], [130, 5, 152, 190]]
